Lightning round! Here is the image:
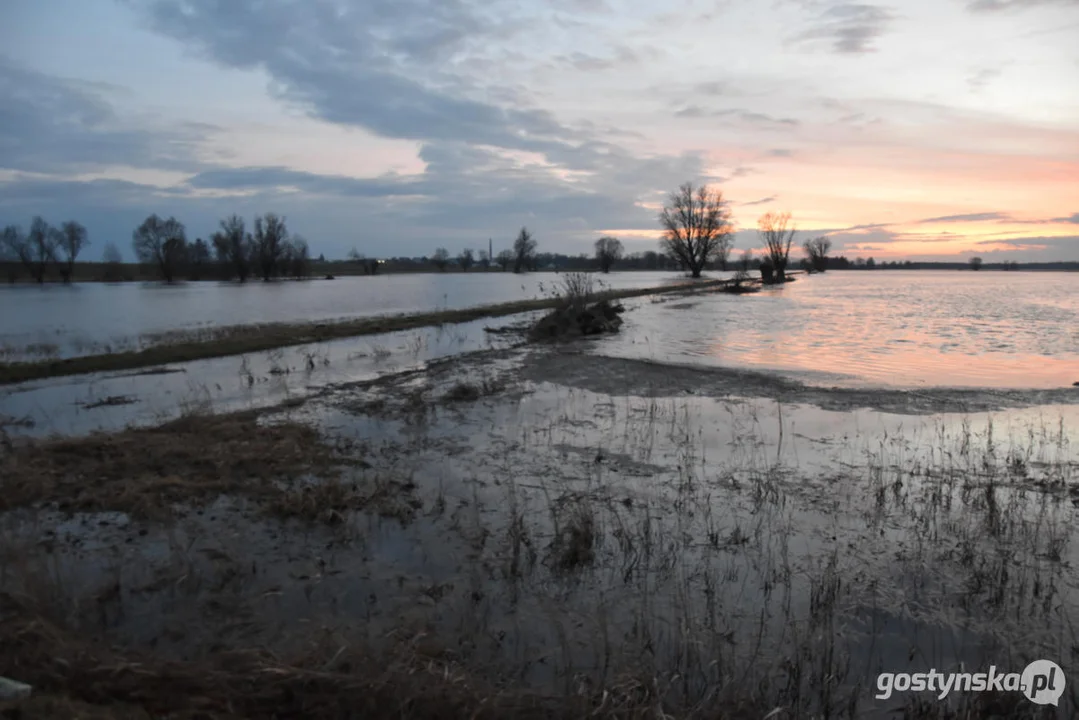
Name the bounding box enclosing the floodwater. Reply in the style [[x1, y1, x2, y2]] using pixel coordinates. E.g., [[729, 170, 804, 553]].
[[0, 270, 689, 358], [604, 270, 1079, 389], [2, 270, 1076, 391], [6, 347, 1077, 716]]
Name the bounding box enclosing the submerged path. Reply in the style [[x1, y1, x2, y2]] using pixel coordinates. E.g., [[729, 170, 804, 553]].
[[0, 279, 737, 385]]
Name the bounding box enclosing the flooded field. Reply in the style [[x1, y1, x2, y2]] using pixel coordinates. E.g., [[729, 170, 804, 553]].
[[2, 271, 1075, 395], [2, 276, 1079, 718], [0, 271, 687, 360], [3, 315, 1079, 716]]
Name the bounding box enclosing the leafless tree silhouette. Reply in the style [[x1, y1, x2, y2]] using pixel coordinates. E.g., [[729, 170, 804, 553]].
[[211, 215, 254, 282], [431, 247, 450, 271], [58, 220, 89, 283], [594, 236, 624, 273], [513, 227, 537, 273], [133, 214, 187, 283], [758, 211, 796, 283], [101, 242, 124, 282], [802, 236, 832, 272], [188, 237, 211, 280], [658, 183, 734, 278], [253, 213, 289, 281], [458, 248, 475, 272], [969, 256, 983, 271]]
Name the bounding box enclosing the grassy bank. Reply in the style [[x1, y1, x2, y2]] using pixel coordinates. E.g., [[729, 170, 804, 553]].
[[0, 280, 730, 385]]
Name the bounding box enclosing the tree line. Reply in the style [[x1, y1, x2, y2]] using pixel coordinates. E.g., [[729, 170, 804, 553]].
[[1, 217, 90, 283], [12, 184, 1046, 284], [132, 213, 310, 283]]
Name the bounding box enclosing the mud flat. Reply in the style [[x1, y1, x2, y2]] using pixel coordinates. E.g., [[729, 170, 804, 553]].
[[1, 338, 1078, 718]]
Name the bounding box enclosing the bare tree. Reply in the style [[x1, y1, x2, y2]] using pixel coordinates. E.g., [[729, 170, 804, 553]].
[[133, 214, 188, 283], [658, 183, 734, 278], [733, 249, 753, 284], [2, 225, 28, 282], [478, 249, 491, 270], [253, 213, 288, 280], [431, 247, 450, 271], [458, 248, 475, 272], [13, 217, 61, 283], [347, 247, 364, 263], [513, 227, 537, 274], [57, 220, 89, 283], [496, 249, 514, 271], [969, 256, 983, 271], [211, 215, 254, 282], [802, 236, 832, 273], [188, 237, 211, 280], [286, 235, 310, 279], [101, 242, 124, 282], [594, 236, 624, 273], [758, 211, 796, 283]]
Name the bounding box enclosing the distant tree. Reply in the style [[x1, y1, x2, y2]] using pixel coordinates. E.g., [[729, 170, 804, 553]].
[[659, 182, 734, 278], [2, 225, 29, 282], [513, 227, 537, 274], [478, 249, 491, 270], [432, 247, 450, 271], [594, 236, 624, 273], [802, 236, 832, 272], [101, 242, 124, 282], [367, 259, 379, 275], [496, 249, 514, 271], [317, 253, 326, 263], [187, 237, 211, 280], [57, 220, 89, 283], [253, 213, 289, 280], [133, 214, 187, 283], [458, 248, 475, 272], [969, 256, 983, 271], [347, 247, 364, 263], [758, 211, 796, 283], [286, 235, 310, 279], [4, 217, 61, 284], [855, 257, 866, 268], [733, 249, 753, 284], [866, 257, 876, 268], [211, 215, 253, 282]]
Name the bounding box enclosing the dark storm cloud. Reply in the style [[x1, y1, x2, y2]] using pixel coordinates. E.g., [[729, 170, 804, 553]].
[[793, 4, 896, 54], [0, 55, 208, 173]]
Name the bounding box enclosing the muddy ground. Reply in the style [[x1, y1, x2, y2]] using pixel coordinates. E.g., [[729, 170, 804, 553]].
[[1, 341, 1077, 718]]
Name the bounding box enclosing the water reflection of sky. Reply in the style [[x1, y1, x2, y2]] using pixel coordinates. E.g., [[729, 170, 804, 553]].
[[597, 271, 1079, 389]]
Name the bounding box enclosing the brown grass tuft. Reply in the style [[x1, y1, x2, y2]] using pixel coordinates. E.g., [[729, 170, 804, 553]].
[[0, 410, 347, 519]]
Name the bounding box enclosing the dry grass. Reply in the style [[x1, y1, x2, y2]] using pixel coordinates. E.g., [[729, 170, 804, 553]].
[[0, 410, 348, 519], [265, 475, 422, 524], [0, 592, 777, 720]]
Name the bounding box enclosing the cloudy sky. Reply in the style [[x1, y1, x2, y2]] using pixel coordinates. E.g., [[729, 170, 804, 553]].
[[2, 0, 1077, 262]]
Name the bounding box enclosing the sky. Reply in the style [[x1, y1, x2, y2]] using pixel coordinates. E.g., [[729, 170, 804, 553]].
[[1, 0, 1077, 262]]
